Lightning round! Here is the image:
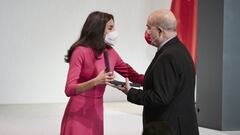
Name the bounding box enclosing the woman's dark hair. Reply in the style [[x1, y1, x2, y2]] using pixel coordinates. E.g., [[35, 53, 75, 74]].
[[64, 11, 114, 63]]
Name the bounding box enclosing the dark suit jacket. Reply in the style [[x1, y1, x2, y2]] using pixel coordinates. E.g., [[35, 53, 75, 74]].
[[127, 37, 199, 135]]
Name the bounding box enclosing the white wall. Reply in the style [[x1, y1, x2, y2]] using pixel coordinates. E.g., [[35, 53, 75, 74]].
[[0, 0, 171, 104]]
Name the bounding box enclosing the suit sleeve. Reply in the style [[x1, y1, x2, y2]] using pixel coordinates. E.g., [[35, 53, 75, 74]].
[[64, 48, 84, 97], [113, 50, 144, 85], [127, 55, 178, 107]]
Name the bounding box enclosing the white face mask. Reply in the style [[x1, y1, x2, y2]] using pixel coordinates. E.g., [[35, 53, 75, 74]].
[[104, 31, 119, 46]]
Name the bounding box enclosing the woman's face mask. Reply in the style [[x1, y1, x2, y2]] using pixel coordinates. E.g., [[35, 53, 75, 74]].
[[105, 31, 119, 46], [104, 19, 118, 46]]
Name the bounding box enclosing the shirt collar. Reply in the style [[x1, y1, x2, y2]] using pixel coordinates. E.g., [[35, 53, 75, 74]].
[[157, 35, 177, 51]]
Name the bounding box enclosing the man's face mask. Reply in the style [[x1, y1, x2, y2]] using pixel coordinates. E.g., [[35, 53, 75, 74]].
[[105, 31, 119, 46], [144, 27, 161, 45], [144, 31, 152, 44]]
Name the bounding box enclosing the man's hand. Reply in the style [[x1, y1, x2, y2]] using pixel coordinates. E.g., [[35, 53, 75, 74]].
[[107, 78, 131, 95]]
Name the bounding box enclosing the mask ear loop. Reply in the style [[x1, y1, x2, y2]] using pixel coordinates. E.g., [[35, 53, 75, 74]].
[[152, 27, 162, 42], [159, 29, 162, 34], [157, 27, 163, 34]]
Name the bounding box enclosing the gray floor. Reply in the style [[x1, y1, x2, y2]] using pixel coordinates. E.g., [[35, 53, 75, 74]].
[[0, 102, 239, 135]]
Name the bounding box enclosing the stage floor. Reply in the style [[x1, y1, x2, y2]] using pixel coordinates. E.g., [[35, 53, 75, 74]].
[[0, 102, 239, 135]]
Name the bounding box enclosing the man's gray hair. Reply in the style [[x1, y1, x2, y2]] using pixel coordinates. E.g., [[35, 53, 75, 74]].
[[150, 10, 177, 32], [158, 15, 176, 31]]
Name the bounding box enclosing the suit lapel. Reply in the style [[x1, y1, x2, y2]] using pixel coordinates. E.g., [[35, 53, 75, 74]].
[[144, 37, 180, 78]]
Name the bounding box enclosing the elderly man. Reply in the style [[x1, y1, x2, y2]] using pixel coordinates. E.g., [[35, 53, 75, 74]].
[[109, 9, 199, 135]]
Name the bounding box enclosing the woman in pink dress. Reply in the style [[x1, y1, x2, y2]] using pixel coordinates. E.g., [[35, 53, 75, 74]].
[[60, 11, 144, 135]]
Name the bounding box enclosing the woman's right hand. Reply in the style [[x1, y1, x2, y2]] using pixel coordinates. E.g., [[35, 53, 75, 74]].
[[94, 70, 114, 86]]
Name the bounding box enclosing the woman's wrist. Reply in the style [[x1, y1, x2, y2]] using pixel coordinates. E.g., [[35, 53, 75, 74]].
[[93, 78, 98, 87]]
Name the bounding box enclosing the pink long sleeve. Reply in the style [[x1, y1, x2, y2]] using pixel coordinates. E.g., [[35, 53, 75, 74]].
[[65, 48, 84, 97]]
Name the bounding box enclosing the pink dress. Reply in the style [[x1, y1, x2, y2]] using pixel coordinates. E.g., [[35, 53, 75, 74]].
[[60, 46, 144, 135]]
